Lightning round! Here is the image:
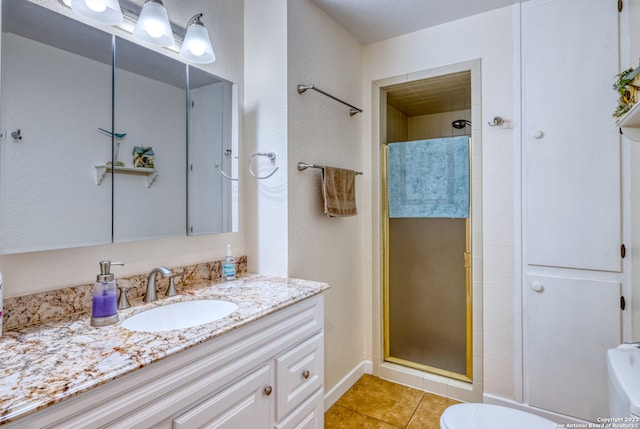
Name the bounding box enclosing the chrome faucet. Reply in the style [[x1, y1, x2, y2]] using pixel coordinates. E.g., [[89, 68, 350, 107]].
[[144, 266, 174, 303]]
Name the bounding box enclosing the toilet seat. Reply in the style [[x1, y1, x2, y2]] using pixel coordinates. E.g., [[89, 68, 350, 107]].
[[440, 403, 556, 429]]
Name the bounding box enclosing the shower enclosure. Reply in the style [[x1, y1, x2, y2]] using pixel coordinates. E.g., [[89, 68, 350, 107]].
[[383, 137, 472, 381], [380, 71, 473, 382]]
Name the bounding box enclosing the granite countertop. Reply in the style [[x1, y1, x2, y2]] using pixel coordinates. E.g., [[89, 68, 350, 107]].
[[0, 274, 329, 425]]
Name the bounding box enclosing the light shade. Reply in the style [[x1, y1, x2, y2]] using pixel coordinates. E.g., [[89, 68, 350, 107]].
[[133, 0, 174, 47], [70, 0, 123, 25], [179, 15, 215, 64]]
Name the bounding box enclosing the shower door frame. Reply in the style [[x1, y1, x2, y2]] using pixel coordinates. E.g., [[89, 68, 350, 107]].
[[381, 141, 473, 383]]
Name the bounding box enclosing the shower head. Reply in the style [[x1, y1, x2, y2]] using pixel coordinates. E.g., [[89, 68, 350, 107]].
[[452, 119, 471, 129]]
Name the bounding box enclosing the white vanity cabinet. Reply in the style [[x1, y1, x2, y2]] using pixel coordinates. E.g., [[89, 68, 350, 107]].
[[6, 294, 325, 429]]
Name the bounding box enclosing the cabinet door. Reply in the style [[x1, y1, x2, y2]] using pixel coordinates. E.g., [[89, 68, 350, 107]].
[[173, 365, 273, 429], [525, 275, 621, 421], [523, 0, 620, 272], [276, 389, 324, 429]]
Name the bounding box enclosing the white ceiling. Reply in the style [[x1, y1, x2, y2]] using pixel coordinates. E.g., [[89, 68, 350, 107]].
[[310, 0, 522, 44], [308, 0, 523, 116]]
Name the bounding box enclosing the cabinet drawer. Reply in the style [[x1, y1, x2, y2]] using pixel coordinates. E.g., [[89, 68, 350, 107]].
[[276, 333, 324, 420]]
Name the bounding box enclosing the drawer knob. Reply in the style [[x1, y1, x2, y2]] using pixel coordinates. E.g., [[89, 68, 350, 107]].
[[264, 386, 273, 396], [302, 370, 310, 379]]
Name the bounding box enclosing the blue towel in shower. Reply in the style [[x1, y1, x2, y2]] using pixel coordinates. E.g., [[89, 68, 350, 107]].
[[387, 137, 469, 218]]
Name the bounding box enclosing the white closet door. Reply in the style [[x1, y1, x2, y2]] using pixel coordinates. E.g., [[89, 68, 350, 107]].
[[525, 275, 621, 421], [523, 0, 620, 272]]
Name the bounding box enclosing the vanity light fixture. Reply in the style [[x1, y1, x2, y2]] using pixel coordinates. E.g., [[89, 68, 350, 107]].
[[62, 0, 216, 63], [70, 0, 124, 25], [179, 14, 215, 64], [133, 0, 174, 47]]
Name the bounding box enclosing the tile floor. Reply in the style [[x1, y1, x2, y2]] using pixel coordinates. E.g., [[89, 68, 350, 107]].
[[325, 374, 460, 429]]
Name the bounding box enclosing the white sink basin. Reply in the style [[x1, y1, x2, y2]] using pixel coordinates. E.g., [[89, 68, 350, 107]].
[[121, 299, 238, 332]]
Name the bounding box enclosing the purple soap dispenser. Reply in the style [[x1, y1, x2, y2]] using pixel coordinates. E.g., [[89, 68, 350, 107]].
[[90, 260, 124, 327]]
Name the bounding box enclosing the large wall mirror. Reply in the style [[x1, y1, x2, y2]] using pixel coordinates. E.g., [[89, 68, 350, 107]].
[[0, 0, 238, 254]]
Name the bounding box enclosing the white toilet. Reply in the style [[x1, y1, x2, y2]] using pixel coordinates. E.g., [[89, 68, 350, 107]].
[[607, 344, 640, 419], [440, 403, 555, 429], [440, 343, 640, 429]]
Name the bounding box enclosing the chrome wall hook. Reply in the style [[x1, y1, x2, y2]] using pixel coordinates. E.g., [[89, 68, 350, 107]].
[[249, 152, 279, 179], [488, 116, 504, 127], [11, 129, 22, 140]]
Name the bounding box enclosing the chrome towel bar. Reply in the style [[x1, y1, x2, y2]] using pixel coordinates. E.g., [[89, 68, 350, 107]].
[[297, 84, 363, 116], [297, 162, 363, 176]]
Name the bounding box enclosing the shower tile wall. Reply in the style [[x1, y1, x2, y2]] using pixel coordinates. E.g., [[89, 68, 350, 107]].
[[408, 109, 471, 140], [387, 105, 408, 143]]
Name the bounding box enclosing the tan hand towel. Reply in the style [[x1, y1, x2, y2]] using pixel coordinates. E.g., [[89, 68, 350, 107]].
[[322, 167, 358, 217]]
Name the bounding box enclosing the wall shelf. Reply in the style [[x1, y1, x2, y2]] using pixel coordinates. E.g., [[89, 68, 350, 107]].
[[95, 165, 158, 188], [616, 102, 640, 141]]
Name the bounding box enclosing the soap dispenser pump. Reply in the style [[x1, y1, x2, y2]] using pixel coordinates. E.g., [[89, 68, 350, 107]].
[[91, 260, 124, 327], [222, 244, 236, 281]]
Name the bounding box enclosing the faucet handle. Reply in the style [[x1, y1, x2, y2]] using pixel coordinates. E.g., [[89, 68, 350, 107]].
[[117, 286, 131, 309], [166, 277, 178, 297]]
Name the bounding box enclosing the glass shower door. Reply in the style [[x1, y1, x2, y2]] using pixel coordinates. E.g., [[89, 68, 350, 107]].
[[383, 137, 472, 381]]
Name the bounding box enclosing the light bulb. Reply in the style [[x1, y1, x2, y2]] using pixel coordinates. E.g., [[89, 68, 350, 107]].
[[146, 21, 164, 38], [85, 0, 107, 12], [70, 0, 123, 25], [189, 42, 205, 57]]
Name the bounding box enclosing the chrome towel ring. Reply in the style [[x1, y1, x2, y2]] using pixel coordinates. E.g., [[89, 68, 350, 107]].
[[220, 168, 238, 181], [249, 152, 279, 179]]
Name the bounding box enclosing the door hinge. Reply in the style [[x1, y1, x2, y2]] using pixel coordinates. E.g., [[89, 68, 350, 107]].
[[621, 244, 626, 258], [619, 0, 623, 12], [621, 296, 626, 311]]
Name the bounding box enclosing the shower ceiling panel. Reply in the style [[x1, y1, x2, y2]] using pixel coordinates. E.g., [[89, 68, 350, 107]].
[[385, 71, 471, 117]]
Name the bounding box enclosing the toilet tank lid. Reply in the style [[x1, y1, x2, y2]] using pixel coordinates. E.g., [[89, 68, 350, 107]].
[[607, 345, 640, 416]]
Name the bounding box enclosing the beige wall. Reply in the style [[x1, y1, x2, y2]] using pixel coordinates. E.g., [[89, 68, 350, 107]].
[[286, 0, 367, 394], [244, 0, 289, 276], [0, 0, 245, 298]]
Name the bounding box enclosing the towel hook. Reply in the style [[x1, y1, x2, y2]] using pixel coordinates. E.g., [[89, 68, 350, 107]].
[[249, 152, 279, 179]]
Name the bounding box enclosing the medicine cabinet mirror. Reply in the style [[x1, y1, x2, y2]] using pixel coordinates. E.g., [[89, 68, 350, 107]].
[[0, 0, 238, 254]]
